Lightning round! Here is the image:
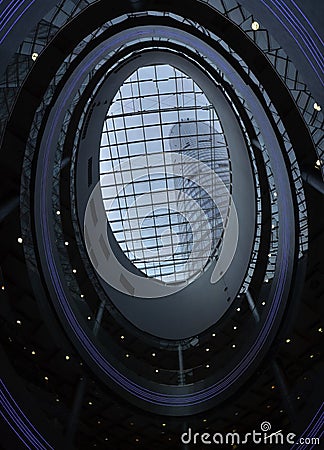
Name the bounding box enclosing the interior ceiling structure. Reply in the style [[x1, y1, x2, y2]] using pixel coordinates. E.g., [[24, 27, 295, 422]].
[[0, 1, 323, 449]]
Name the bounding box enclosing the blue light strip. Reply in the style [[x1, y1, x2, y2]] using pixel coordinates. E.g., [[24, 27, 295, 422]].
[[290, 402, 323, 450], [0, 378, 54, 449], [260, 0, 324, 87], [0, 0, 36, 44]]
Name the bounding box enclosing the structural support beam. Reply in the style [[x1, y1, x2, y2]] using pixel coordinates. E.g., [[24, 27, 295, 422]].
[[272, 359, 297, 428], [178, 344, 186, 386], [65, 376, 87, 448], [93, 298, 106, 337], [301, 167, 324, 195], [245, 289, 260, 323]]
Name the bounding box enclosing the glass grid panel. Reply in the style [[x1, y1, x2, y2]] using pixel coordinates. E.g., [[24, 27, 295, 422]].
[[99, 64, 231, 283]]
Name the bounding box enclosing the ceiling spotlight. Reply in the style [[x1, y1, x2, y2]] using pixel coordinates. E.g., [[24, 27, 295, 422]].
[[88, 401, 93, 406], [155, 369, 159, 373], [162, 423, 166, 427], [203, 419, 207, 423], [314, 102, 321, 111], [56, 210, 61, 215], [212, 333, 216, 337], [80, 294, 84, 298], [271, 385, 275, 390], [233, 325, 237, 330], [152, 352, 156, 357], [65, 355, 70, 360], [206, 364, 210, 368], [232, 344, 236, 348], [64, 241, 69, 246], [125, 354, 130, 358], [31, 52, 39, 61], [44, 376, 49, 381], [87, 316, 91, 320], [251, 21, 260, 31], [315, 159, 321, 167], [236, 307, 241, 312], [72, 269, 77, 273], [268, 253, 272, 257], [310, 354, 314, 359], [1, 285, 4, 290], [16, 320, 22, 325], [17, 237, 23, 244], [285, 338, 291, 343], [265, 278, 269, 283], [262, 301, 266, 306], [31, 350, 36, 355], [120, 335, 125, 340], [205, 348, 210, 352], [318, 327, 323, 333]]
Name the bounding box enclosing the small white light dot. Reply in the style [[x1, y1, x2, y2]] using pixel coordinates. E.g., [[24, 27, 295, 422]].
[[65, 355, 70, 360], [212, 333, 216, 337], [251, 21, 260, 31], [268, 253, 272, 257], [155, 369, 159, 373], [31, 52, 38, 61], [87, 316, 91, 320], [315, 159, 321, 167], [152, 352, 156, 357], [56, 398, 59, 402], [44, 376, 49, 381], [31, 350, 36, 355], [125, 354, 130, 358], [310, 354, 314, 359], [265, 278, 269, 283], [318, 327, 323, 333], [64, 241, 69, 246], [262, 301, 266, 306], [17, 237, 23, 244], [56, 210, 61, 215], [273, 192, 277, 198], [162, 423, 166, 427], [272, 224, 275, 229], [233, 326, 237, 330], [236, 307, 241, 312], [120, 335, 125, 340], [72, 269, 77, 274], [1, 285, 4, 290], [88, 401, 92, 406], [203, 419, 207, 423], [206, 364, 210, 368], [16, 320, 22, 325], [286, 338, 291, 343], [232, 344, 236, 348], [205, 348, 210, 352], [80, 294, 84, 298], [314, 102, 321, 111]]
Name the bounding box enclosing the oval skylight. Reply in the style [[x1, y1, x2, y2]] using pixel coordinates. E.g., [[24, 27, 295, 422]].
[[99, 64, 231, 284]]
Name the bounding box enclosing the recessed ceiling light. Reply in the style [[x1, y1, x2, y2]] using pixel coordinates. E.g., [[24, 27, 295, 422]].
[[236, 307, 240, 312], [310, 354, 314, 358], [162, 423, 166, 427], [212, 333, 216, 337], [155, 369, 159, 373], [17, 237, 23, 244], [44, 376, 49, 381], [87, 316, 91, 320], [205, 348, 210, 352], [271, 385, 275, 390], [64, 241, 69, 246], [31, 52, 39, 61], [206, 364, 210, 368], [285, 338, 291, 343], [88, 401, 92, 406], [318, 327, 323, 333], [120, 335, 125, 340], [80, 294, 84, 298], [315, 159, 321, 167], [1, 285, 4, 290], [65, 355, 70, 360], [251, 21, 260, 31], [56, 210, 61, 215], [314, 102, 321, 111], [262, 301, 266, 306], [203, 419, 207, 422], [232, 344, 236, 348], [31, 350, 36, 355], [56, 398, 59, 402], [233, 325, 237, 330], [265, 278, 269, 283], [268, 253, 272, 257], [72, 269, 77, 273], [16, 320, 22, 325], [125, 354, 130, 358]]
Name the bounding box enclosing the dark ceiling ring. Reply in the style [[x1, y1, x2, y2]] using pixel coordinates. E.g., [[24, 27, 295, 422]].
[[27, 19, 300, 414]]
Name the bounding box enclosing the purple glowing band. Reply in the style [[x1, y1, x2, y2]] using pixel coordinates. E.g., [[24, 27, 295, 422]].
[[0, 0, 36, 44], [36, 24, 294, 407], [0, 378, 54, 449], [0, 0, 25, 28], [272, 0, 323, 69], [290, 403, 323, 450], [290, 0, 324, 47], [260, 0, 323, 86]]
